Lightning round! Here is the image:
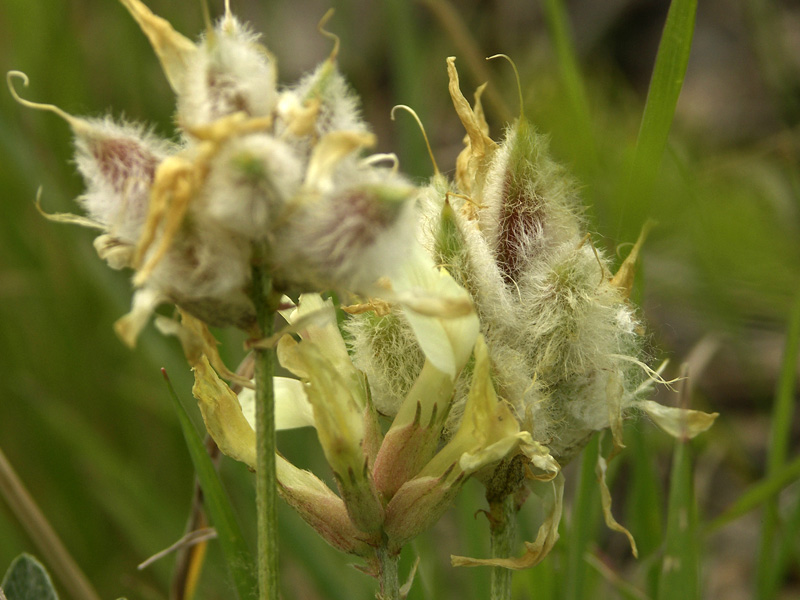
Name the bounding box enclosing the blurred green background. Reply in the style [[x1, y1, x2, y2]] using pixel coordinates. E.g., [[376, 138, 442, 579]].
[[1, 0, 799, 599]]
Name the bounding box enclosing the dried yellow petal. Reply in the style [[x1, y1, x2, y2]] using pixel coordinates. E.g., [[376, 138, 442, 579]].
[[191, 356, 256, 468], [640, 399, 719, 440], [118, 0, 197, 93]]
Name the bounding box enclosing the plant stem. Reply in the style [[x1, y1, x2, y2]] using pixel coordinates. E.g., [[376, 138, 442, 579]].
[[377, 545, 400, 600], [252, 260, 279, 600], [489, 494, 517, 600]]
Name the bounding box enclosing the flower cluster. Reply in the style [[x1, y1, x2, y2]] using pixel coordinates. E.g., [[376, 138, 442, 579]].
[[11, 0, 718, 586], [195, 289, 559, 573], [10, 0, 417, 347], [345, 59, 719, 566]]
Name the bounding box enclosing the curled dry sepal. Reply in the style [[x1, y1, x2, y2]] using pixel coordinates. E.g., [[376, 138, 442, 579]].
[[9, 0, 719, 579]]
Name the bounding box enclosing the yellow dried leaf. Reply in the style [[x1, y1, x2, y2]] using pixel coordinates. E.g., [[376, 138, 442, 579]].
[[445, 57, 496, 195], [304, 130, 376, 191], [597, 452, 638, 557], [192, 356, 256, 468], [640, 399, 719, 440], [611, 220, 654, 299], [451, 474, 564, 569], [118, 0, 197, 94]]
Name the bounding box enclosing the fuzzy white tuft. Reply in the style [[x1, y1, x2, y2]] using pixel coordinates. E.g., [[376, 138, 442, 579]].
[[74, 117, 173, 243], [178, 17, 278, 128], [276, 62, 368, 151], [199, 133, 303, 240], [347, 119, 647, 462], [274, 167, 417, 293]]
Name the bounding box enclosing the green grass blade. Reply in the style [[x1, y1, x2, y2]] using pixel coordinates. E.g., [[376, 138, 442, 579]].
[[765, 290, 800, 491], [541, 0, 596, 168], [382, 0, 429, 178], [523, 559, 556, 600], [629, 0, 697, 217], [756, 290, 800, 599], [774, 489, 800, 595], [564, 435, 600, 600], [657, 438, 699, 600], [585, 553, 649, 600], [625, 426, 664, 557], [707, 454, 800, 533], [625, 426, 664, 596], [162, 370, 256, 600]]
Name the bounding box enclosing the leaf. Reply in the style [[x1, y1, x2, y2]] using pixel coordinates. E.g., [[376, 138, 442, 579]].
[[541, 0, 596, 167], [162, 370, 257, 600], [756, 288, 800, 599], [1, 554, 59, 600], [564, 435, 601, 600], [707, 453, 800, 533], [628, 0, 698, 223], [657, 439, 700, 600]]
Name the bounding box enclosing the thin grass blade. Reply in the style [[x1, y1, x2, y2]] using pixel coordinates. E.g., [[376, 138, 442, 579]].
[[657, 437, 700, 600], [774, 491, 800, 595], [541, 0, 596, 168], [625, 426, 664, 596], [162, 370, 256, 600], [707, 454, 800, 533], [0, 450, 101, 600], [629, 0, 698, 221], [564, 435, 600, 600], [756, 290, 800, 599]]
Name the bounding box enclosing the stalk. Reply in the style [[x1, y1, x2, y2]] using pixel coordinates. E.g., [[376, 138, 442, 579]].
[[377, 544, 400, 600], [251, 258, 279, 600], [489, 494, 517, 600]]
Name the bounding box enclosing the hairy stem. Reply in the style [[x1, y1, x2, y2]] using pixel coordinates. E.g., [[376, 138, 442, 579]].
[[489, 494, 517, 600], [252, 259, 279, 600], [377, 545, 400, 600]]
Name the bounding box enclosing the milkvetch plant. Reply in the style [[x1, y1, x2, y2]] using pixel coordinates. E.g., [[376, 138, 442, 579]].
[[6, 1, 719, 599], [345, 55, 718, 584]]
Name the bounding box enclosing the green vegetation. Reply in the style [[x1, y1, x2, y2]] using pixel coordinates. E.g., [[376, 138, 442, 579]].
[[1, 0, 798, 598]]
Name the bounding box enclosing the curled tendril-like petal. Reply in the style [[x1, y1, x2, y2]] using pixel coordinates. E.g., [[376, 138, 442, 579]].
[[317, 8, 340, 63], [486, 54, 523, 120], [611, 219, 655, 298], [597, 450, 638, 557], [7, 71, 88, 133], [451, 474, 565, 569], [391, 104, 439, 176], [360, 153, 399, 174], [34, 187, 105, 231]]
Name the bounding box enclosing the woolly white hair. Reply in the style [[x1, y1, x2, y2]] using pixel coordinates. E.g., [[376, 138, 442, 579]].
[[144, 215, 256, 330], [178, 16, 278, 128], [199, 133, 304, 241], [347, 119, 646, 463], [74, 116, 173, 243], [274, 165, 417, 294], [275, 61, 369, 158]]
